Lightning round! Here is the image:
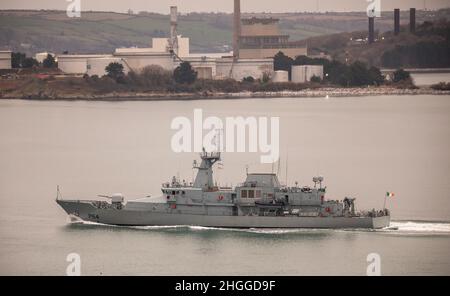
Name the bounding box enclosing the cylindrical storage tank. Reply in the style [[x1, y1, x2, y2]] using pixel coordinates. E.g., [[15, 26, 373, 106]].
[[291, 65, 307, 83], [306, 65, 324, 81], [0, 51, 12, 69], [57, 55, 110, 74], [292, 65, 324, 83], [87, 57, 128, 77], [58, 58, 87, 74], [194, 67, 213, 80], [272, 70, 289, 83]]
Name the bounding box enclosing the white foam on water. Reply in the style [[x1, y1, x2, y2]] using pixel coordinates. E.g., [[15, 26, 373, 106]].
[[131, 225, 185, 230], [70, 220, 188, 230], [186, 226, 307, 234], [244, 228, 325, 234], [175, 225, 327, 234], [386, 221, 450, 234], [68, 220, 323, 234], [68, 219, 450, 235]]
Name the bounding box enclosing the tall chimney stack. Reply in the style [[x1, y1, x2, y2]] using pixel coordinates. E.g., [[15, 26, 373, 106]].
[[410, 8, 416, 33], [394, 9, 400, 35], [368, 17, 375, 44], [233, 0, 241, 60], [170, 6, 179, 55]]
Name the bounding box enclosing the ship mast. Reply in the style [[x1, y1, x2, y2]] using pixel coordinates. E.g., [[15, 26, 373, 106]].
[[192, 148, 221, 189]]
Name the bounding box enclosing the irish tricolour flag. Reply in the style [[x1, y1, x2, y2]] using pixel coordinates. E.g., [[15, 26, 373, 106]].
[[386, 192, 395, 198]]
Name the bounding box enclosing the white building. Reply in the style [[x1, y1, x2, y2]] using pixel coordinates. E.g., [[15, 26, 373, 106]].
[[87, 57, 129, 77], [151, 36, 190, 58], [0, 50, 12, 70], [291, 65, 324, 83], [115, 36, 189, 59], [57, 54, 111, 74], [113, 49, 174, 73], [216, 58, 274, 81]]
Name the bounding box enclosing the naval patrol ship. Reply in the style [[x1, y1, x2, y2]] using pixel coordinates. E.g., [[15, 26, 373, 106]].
[[56, 150, 390, 229]]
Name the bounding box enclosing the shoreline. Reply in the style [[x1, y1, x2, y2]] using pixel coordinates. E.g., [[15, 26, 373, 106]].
[[1, 87, 449, 101]]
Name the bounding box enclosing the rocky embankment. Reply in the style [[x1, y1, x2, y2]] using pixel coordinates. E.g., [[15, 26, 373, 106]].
[[1, 87, 449, 101]]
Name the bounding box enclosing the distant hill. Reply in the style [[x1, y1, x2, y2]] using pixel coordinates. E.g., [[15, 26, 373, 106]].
[[296, 18, 450, 68], [0, 9, 449, 56]]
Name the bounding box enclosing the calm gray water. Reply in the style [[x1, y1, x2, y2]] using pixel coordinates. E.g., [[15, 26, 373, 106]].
[[1, 95, 450, 275]]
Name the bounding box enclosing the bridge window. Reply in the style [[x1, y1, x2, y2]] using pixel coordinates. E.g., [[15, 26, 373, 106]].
[[255, 190, 261, 198], [248, 190, 255, 198], [241, 190, 247, 198]]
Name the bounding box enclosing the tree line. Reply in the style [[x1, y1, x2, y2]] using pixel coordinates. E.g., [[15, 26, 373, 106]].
[[11, 52, 57, 69], [274, 52, 386, 87], [382, 20, 450, 68]]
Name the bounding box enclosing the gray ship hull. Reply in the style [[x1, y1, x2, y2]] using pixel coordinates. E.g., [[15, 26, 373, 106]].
[[57, 200, 390, 229]]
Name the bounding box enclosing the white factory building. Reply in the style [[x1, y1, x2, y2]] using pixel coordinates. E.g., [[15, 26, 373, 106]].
[[57, 39, 179, 77], [0, 50, 12, 70], [56, 5, 274, 81], [215, 58, 273, 80], [57, 36, 273, 81]]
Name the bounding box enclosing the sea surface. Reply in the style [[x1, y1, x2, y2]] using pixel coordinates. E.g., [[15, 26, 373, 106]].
[[0, 94, 449, 275]]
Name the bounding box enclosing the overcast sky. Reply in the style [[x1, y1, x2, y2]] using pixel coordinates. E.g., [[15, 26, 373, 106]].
[[0, 0, 449, 13]]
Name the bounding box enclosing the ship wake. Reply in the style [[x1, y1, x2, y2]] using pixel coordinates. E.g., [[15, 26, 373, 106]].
[[381, 221, 450, 234], [67, 219, 450, 235]]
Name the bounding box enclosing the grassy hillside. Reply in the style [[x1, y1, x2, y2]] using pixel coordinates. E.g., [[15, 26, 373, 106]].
[[296, 18, 450, 68], [1, 9, 449, 56]]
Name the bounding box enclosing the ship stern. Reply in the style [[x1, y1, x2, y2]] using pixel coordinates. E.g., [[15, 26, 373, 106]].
[[372, 215, 391, 229]]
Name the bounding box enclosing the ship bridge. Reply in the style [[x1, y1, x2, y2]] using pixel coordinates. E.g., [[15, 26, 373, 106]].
[[243, 173, 281, 188]]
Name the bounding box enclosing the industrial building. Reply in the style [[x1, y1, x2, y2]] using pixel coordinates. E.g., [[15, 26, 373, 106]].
[[0, 50, 12, 70], [57, 6, 184, 77], [216, 58, 273, 81], [238, 17, 308, 59], [57, 7, 183, 77], [57, 2, 277, 82]]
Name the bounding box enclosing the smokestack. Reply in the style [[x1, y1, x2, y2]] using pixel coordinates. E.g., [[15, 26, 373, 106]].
[[170, 6, 179, 55], [368, 17, 375, 44], [394, 9, 400, 35], [410, 8, 416, 33], [233, 0, 241, 60]]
